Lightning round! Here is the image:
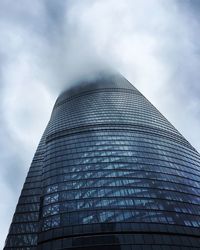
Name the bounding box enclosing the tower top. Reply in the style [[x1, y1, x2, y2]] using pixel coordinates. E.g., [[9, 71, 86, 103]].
[[56, 72, 136, 105]]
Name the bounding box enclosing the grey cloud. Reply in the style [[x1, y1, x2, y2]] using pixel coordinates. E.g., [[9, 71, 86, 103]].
[[1, 0, 200, 248]]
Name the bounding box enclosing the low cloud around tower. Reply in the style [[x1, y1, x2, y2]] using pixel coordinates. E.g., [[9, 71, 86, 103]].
[[0, 0, 200, 248]]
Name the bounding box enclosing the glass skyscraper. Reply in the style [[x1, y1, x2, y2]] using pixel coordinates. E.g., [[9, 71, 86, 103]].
[[4, 73, 200, 249]]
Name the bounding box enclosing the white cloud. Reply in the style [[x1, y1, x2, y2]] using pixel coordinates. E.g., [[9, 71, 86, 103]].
[[0, 0, 200, 248]]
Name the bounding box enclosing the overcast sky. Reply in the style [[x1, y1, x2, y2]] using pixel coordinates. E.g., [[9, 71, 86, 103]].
[[0, 0, 200, 248]]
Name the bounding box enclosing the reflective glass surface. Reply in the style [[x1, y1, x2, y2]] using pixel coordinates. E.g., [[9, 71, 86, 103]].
[[4, 74, 200, 249]]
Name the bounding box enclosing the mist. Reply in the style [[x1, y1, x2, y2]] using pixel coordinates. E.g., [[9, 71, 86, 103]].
[[0, 0, 200, 248]]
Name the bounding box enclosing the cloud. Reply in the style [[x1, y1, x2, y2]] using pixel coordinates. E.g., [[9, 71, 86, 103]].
[[0, 0, 200, 248]]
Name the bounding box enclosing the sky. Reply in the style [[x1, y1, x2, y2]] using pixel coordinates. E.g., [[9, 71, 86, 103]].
[[0, 0, 200, 247]]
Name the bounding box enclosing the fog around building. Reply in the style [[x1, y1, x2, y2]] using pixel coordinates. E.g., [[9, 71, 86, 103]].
[[0, 0, 200, 247]]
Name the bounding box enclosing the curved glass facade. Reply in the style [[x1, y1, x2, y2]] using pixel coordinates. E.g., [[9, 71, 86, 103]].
[[4, 74, 200, 249]]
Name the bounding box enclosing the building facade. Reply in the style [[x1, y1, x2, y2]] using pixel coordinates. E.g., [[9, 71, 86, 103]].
[[4, 74, 200, 249]]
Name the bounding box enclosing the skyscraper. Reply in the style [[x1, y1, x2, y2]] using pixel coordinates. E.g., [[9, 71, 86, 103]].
[[4, 73, 200, 249]]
